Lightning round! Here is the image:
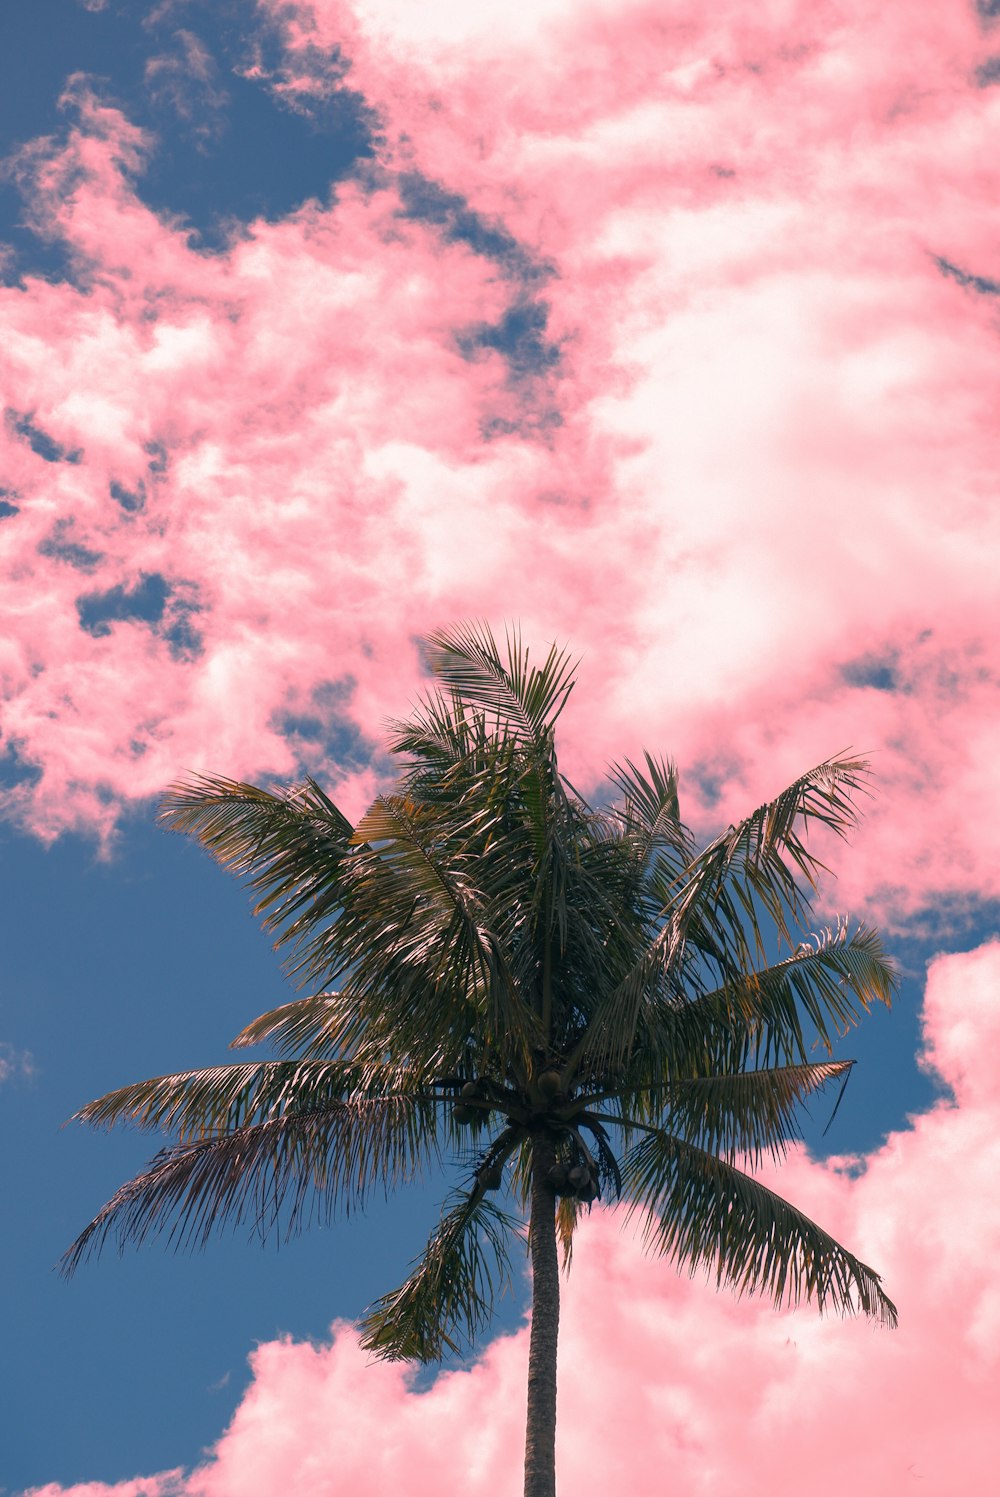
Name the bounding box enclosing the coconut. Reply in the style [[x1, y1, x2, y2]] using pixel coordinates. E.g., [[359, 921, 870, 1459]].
[[452, 1101, 478, 1125], [546, 1162, 569, 1190], [536, 1069, 562, 1100], [566, 1164, 589, 1191]]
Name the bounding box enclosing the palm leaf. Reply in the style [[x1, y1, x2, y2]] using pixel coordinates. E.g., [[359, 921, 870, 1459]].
[[424, 622, 577, 743], [349, 793, 538, 1058], [576, 755, 884, 1074], [231, 993, 347, 1057], [615, 1060, 853, 1165], [71, 1058, 449, 1138], [618, 1124, 896, 1325], [358, 1187, 519, 1362], [62, 1097, 436, 1276], [667, 754, 874, 960], [632, 923, 897, 1083], [158, 776, 353, 984]]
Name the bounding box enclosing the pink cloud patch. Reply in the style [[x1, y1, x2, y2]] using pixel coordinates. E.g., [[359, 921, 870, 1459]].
[[2, 0, 999, 926], [26, 940, 1000, 1496]]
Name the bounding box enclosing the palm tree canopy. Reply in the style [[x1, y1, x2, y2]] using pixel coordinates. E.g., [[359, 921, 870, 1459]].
[[64, 623, 898, 1359]]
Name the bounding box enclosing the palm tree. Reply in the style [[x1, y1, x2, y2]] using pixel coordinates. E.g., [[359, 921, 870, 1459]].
[[64, 624, 897, 1497]]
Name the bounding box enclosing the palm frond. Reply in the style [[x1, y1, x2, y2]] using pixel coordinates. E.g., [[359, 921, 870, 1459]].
[[231, 993, 348, 1057], [157, 775, 353, 981], [618, 1125, 896, 1325], [424, 622, 577, 744], [669, 755, 874, 959], [604, 752, 690, 874], [358, 1186, 519, 1362], [640, 922, 897, 1079], [577, 808, 892, 1077], [555, 1194, 580, 1271], [616, 1060, 853, 1165], [62, 1097, 436, 1276], [349, 793, 537, 1056], [71, 1057, 445, 1139]]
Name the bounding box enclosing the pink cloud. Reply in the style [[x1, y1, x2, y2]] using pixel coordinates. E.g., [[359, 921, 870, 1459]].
[[26, 939, 1000, 1496], [2, 0, 999, 926]]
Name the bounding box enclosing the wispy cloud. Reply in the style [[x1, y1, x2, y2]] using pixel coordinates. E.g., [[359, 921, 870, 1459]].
[[0, 1042, 35, 1084]]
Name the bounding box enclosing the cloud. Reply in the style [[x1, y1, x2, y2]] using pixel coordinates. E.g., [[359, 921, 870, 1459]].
[[144, 30, 230, 144], [2, 0, 1000, 929], [24, 939, 1000, 1496], [0, 1042, 35, 1084]]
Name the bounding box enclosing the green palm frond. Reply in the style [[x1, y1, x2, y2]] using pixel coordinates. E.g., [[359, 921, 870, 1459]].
[[62, 1096, 436, 1277], [158, 775, 353, 983], [424, 622, 577, 744], [358, 1186, 519, 1362], [575, 760, 885, 1074], [604, 752, 690, 877], [668, 755, 873, 959], [348, 794, 538, 1061], [72, 1058, 446, 1139], [614, 1060, 852, 1165], [619, 1124, 896, 1325], [649, 922, 897, 1074]]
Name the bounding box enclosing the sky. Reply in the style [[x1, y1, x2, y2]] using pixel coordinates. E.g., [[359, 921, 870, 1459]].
[[2, 0, 999, 1491]]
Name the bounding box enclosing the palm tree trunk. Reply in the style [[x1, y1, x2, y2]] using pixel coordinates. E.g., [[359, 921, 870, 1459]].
[[524, 1130, 560, 1497]]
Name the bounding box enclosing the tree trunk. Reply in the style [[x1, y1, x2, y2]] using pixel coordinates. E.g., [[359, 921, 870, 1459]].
[[524, 1130, 560, 1497]]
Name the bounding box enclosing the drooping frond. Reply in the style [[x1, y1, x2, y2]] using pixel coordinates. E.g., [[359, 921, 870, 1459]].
[[62, 1097, 437, 1276], [358, 1186, 519, 1362], [555, 1194, 580, 1271], [618, 1125, 896, 1325]]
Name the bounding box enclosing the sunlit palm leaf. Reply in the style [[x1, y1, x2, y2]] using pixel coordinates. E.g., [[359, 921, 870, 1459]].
[[619, 1125, 896, 1325], [72, 1058, 446, 1139], [62, 1097, 437, 1276], [231, 993, 347, 1057], [424, 622, 577, 743]]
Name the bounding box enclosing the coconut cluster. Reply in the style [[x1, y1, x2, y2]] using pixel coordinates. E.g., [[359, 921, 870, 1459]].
[[451, 1078, 492, 1125], [545, 1153, 600, 1204]]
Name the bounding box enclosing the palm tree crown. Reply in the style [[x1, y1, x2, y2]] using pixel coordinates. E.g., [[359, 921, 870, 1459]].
[[65, 624, 897, 1497]]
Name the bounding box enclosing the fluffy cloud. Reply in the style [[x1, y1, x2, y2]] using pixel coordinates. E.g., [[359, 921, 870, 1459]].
[[25, 940, 1000, 1497], [3, 0, 1000, 925]]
